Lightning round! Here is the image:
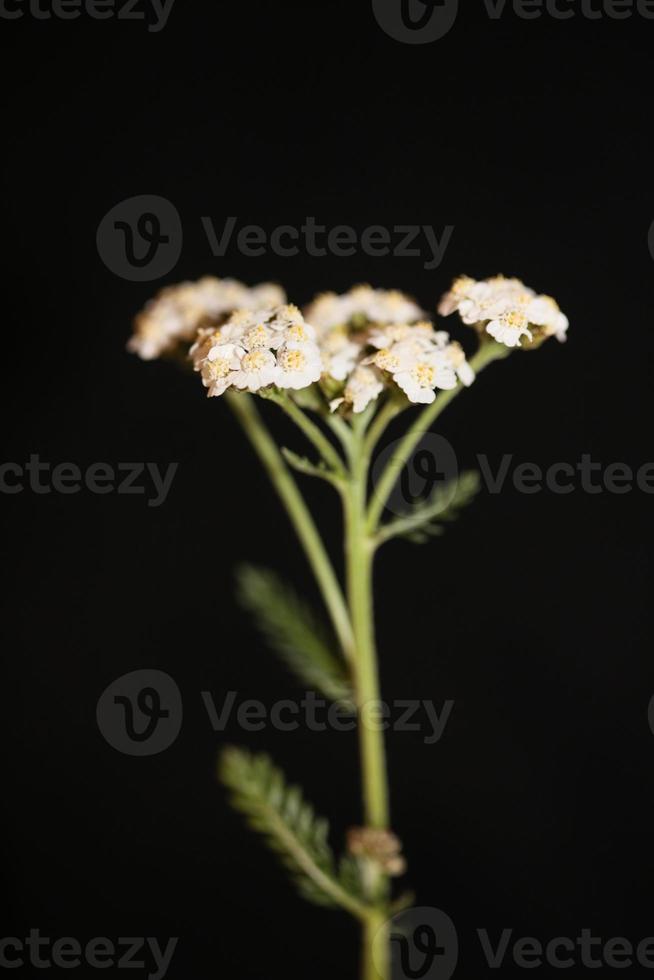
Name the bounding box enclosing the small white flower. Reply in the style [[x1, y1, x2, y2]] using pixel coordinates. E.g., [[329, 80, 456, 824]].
[[231, 348, 279, 391], [368, 321, 438, 351], [437, 275, 478, 317], [444, 341, 475, 387], [199, 343, 245, 397], [330, 366, 384, 415], [524, 295, 569, 343], [303, 292, 349, 331], [276, 345, 323, 390], [190, 317, 252, 370], [320, 327, 361, 381], [486, 309, 533, 348], [241, 321, 276, 351], [249, 282, 286, 309], [359, 288, 423, 325], [394, 351, 458, 404]]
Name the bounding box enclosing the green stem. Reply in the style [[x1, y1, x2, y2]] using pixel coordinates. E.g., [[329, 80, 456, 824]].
[[226, 392, 354, 661], [363, 909, 389, 980], [345, 417, 389, 830], [362, 396, 402, 466], [341, 415, 391, 980], [270, 392, 346, 476], [366, 341, 510, 532]]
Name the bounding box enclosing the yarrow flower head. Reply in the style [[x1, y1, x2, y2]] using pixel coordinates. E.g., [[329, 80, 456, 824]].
[[302, 287, 474, 414], [438, 274, 569, 350], [304, 285, 424, 334], [364, 322, 475, 405], [190, 305, 322, 397], [128, 276, 286, 360]]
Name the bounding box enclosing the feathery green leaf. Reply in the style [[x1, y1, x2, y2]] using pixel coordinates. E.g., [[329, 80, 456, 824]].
[[377, 471, 481, 546], [219, 748, 367, 915], [236, 564, 353, 706]]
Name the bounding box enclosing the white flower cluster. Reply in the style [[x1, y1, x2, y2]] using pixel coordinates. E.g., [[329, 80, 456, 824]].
[[130, 277, 568, 412], [438, 275, 569, 349], [331, 322, 474, 414], [303, 286, 475, 414], [305, 285, 424, 333], [190, 305, 322, 397], [128, 276, 286, 360]]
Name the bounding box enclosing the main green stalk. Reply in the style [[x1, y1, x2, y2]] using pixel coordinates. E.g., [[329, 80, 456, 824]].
[[345, 421, 389, 832], [344, 416, 391, 980]]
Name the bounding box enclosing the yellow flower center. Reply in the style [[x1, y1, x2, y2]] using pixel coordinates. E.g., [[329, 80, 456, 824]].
[[242, 350, 269, 371], [244, 324, 269, 348], [206, 357, 231, 379], [414, 363, 435, 386], [286, 324, 307, 343], [504, 310, 528, 330], [280, 349, 306, 371], [375, 348, 400, 372]]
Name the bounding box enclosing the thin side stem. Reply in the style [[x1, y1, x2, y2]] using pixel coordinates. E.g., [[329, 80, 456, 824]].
[[271, 392, 346, 476], [362, 397, 402, 466], [226, 392, 354, 660], [366, 341, 510, 532]]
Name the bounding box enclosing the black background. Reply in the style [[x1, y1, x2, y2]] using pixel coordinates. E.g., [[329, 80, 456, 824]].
[[2, 1, 654, 977]]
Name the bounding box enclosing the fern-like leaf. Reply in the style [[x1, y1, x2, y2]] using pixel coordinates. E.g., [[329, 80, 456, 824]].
[[281, 446, 337, 485], [377, 471, 481, 546], [236, 564, 353, 706], [220, 748, 366, 915]]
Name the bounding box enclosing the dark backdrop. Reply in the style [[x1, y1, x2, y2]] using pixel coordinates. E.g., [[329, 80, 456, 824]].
[[2, 1, 654, 978]]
